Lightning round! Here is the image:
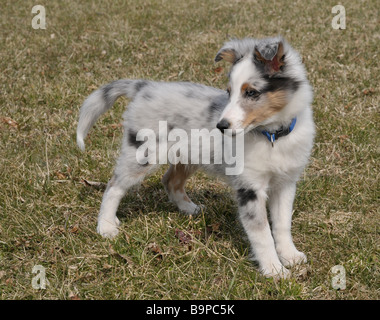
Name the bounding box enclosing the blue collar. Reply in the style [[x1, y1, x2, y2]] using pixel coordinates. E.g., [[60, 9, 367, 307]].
[[261, 117, 297, 146]]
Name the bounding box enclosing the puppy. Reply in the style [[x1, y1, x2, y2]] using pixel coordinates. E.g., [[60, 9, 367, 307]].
[[77, 36, 315, 278]]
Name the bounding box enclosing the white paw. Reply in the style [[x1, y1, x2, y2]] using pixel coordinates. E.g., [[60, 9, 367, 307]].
[[97, 216, 120, 238], [261, 263, 291, 279], [278, 249, 307, 267], [179, 202, 204, 215]]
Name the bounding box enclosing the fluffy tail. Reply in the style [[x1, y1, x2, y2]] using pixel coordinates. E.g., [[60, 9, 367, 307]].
[[76, 79, 146, 151]]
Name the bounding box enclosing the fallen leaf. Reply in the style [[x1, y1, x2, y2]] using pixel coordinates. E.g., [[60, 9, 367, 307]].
[[209, 222, 220, 232], [54, 171, 67, 180], [175, 229, 201, 245], [110, 123, 122, 129], [175, 229, 192, 244], [70, 225, 79, 234], [68, 291, 80, 300], [214, 66, 223, 74], [362, 88, 375, 95], [1, 117, 18, 129], [147, 242, 163, 260], [82, 179, 107, 189], [344, 102, 352, 110]]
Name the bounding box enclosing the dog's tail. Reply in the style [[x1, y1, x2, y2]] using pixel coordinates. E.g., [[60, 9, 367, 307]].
[[76, 79, 146, 151]]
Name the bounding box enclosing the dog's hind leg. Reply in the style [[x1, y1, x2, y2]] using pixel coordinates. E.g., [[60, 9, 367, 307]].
[[96, 175, 128, 238], [162, 164, 201, 215], [97, 142, 157, 238], [97, 169, 147, 238]]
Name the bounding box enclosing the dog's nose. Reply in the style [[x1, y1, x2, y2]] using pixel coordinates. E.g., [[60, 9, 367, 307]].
[[216, 119, 230, 132]]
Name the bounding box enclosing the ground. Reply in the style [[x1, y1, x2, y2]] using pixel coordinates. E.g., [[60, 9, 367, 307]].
[[0, 0, 378, 299]]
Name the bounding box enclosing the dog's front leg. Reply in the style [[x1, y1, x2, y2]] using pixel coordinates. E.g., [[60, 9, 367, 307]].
[[269, 182, 307, 267], [237, 188, 289, 279]]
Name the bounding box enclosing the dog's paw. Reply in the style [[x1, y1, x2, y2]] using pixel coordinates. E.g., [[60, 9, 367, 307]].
[[97, 217, 120, 239], [278, 249, 307, 267], [179, 202, 204, 215], [261, 263, 291, 279]]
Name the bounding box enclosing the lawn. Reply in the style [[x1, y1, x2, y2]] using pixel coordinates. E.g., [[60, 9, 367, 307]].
[[0, 0, 378, 299]]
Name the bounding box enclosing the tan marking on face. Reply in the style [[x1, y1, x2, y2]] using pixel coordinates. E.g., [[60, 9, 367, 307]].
[[241, 83, 250, 94], [241, 83, 259, 95], [242, 90, 288, 127]]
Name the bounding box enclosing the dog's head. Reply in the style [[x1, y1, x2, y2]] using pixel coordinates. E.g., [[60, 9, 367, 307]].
[[215, 36, 311, 134]]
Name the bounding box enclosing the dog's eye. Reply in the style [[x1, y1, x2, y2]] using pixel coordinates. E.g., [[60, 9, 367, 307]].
[[226, 88, 231, 97], [245, 89, 260, 99]]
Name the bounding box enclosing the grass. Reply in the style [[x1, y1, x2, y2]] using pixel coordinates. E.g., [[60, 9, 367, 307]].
[[0, 0, 379, 299]]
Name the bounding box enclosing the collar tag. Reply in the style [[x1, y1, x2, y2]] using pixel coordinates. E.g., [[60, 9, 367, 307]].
[[261, 117, 297, 146]]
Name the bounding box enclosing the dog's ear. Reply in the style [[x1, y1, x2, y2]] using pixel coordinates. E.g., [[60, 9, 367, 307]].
[[254, 40, 285, 75], [215, 48, 241, 64]]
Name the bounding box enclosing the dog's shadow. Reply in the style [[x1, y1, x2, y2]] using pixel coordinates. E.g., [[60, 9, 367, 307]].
[[79, 175, 248, 255]]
